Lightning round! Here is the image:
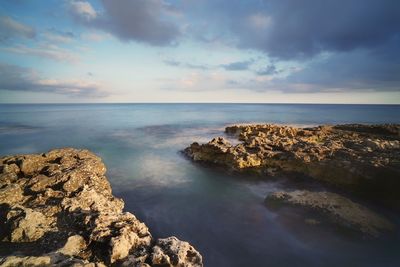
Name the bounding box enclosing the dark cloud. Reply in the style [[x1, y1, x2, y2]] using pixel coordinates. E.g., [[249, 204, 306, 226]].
[[227, 37, 400, 93], [178, 0, 400, 92], [0, 63, 107, 97], [69, 0, 180, 46], [182, 0, 400, 60], [220, 59, 254, 71], [283, 38, 400, 92], [0, 15, 36, 41], [256, 64, 279, 76]]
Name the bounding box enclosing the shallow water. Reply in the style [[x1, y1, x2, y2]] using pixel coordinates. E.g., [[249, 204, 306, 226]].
[[1, 103, 400, 267]]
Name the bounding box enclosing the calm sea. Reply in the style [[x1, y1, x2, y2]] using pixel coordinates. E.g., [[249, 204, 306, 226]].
[[1, 104, 399, 267]]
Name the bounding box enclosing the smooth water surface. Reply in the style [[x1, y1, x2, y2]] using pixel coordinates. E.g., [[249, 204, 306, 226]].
[[1, 104, 400, 267]]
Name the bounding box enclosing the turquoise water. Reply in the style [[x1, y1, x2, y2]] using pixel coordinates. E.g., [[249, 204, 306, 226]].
[[1, 103, 399, 267]]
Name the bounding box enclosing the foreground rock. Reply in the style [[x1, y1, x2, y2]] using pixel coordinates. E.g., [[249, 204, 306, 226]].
[[185, 124, 400, 207], [0, 148, 202, 266], [265, 190, 394, 237]]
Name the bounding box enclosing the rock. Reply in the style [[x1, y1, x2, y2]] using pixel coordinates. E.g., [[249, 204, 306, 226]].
[[0, 184, 26, 206], [57, 235, 87, 256], [185, 124, 400, 208], [151, 237, 203, 267], [265, 190, 394, 237], [3, 205, 54, 242], [0, 253, 100, 266], [0, 148, 203, 267], [0, 255, 52, 266]]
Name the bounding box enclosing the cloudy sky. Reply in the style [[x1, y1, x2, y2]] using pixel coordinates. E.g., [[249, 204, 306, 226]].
[[0, 0, 399, 103]]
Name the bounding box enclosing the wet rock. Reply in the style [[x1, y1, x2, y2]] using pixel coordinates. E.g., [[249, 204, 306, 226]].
[[265, 190, 394, 237], [0, 148, 203, 267], [151, 237, 203, 267]]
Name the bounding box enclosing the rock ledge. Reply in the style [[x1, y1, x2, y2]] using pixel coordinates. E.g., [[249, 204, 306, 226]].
[[185, 124, 400, 207], [0, 148, 202, 267]]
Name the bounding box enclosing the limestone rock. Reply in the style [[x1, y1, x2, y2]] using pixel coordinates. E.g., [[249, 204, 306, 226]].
[[185, 123, 400, 207], [151, 237, 203, 267], [0, 148, 203, 267], [3, 205, 54, 242], [57, 235, 87, 256]]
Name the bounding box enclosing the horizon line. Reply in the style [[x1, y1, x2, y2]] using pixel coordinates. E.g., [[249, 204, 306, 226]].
[[0, 102, 399, 105]]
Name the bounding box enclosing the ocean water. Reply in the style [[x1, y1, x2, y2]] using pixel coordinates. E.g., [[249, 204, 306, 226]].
[[1, 103, 400, 267]]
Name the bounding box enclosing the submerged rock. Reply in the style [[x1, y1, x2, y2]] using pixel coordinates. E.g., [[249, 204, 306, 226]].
[[0, 148, 202, 266], [185, 124, 400, 207], [265, 190, 394, 237]]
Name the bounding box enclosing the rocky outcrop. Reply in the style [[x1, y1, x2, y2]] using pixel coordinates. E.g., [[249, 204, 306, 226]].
[[185, 124, 400, 207], [151, 237, 202, 267], [0, 148, 203, 267], [265, 190, 394, 237]]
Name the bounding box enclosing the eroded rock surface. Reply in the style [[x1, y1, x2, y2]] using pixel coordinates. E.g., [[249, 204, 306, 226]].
[[265, 190, 394, 237], [151, 237, 203, 267], [0, 148, 202, 267], [185, 124, 400, 207]]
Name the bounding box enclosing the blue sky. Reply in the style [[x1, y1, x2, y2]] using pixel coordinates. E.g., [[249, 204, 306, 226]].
[[0, 0, 399, 103]]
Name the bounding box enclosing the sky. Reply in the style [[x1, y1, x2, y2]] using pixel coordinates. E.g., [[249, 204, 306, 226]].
[[0, 0, 399, 104]]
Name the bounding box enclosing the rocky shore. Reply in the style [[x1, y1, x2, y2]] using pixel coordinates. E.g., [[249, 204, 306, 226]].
[[0, 148, 203, 267], [185, 123, 400, 237]]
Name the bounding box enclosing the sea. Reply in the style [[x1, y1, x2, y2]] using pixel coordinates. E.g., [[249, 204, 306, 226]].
[[1, 103, 399, 267]]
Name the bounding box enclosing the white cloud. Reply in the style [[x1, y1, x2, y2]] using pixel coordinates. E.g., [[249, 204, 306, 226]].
[[69, 0, 97, 21]]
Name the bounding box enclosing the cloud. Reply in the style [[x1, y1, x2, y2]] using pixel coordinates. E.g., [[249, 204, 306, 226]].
[[81, 32, 110, 42], [220, 59, 254, 71], [69, 0, 97, 21], [181, 0, 400, 60], [2, 44, 80, 63], [227, 41, 400, 94], [163, 60, 211, 70], [174, 0, 400, 93], [0, 16, 36, 41], [256, 64, 280, 76], [68, 0, 180, 46], [0, 63, 108, 97], [283, 44, 400, 92], [43, 29, 75, 43]]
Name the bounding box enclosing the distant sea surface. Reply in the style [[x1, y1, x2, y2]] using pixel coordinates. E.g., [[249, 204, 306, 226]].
[[1, 103, 400, 267]]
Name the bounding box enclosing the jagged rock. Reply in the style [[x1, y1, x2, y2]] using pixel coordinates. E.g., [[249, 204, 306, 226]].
[[0, 148, 203, 267], [185, 124, 400, 207], [151, 237, 203, 267], [2, 205, 55, 242], [265, 190, 394, 237]]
